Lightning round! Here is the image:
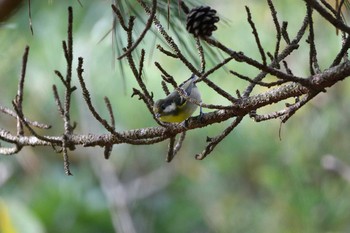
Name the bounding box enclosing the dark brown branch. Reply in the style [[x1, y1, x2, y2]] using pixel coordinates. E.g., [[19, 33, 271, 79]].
[[337, 0, 346, 19], [139, 1, 238, 104], [14, 46, 30, 136], [306, 3, 320, 74], [117, 0, 157, 60], [52, 85, 65, 118], [166, 137, 176, 162], [57, 6, 75, 175], [62, 6, 75, 137], [206, 37, 311, 87], [154, 62, 173, 79], [174, 132, 186, 156], [111, 4, 128, 31], [305, 0, 350, 34], [203, 78, 239, 103], [267, 0, 282, 63], [280, 92, 317, 123], [54, 70, 67, 87], [230, 70, 287, 88], [195, 38, 206, 73], [200, 56, 235, 82], [136, 95, 162, 124], [161, 80, 170, 95], [282, 60, 294, 75], [320, 0, 338, 16], [242, 14, 309, 97], [129, 50, 164, 124], [331, 35, 350, 67], [156, 44, 178, 58], [104, 97, 115, 130], [135, 49, 154, 106], [62, 135, 73, 176], [196, 116, 244, 160], [281, 21, 291, 44], [77, 58, 165, 144], [137, 0, 199, 74], [166, 131, 187, 162], [245, 6, 267, 66], [103, 97, 115, 159], [104, 144, 113, 159], [77, 58, 116, 134]]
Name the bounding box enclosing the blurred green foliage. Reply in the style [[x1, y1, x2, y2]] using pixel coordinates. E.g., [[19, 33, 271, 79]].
[[1, 0, 350, 232]]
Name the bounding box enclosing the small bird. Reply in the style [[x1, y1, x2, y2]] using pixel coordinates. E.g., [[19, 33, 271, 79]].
[[153, 74, 202, 123]]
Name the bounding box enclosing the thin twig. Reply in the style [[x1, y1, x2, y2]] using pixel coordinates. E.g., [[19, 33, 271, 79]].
[[198, 56, 235, 84], [250, 108, 289, 122], [166, 131, 187, 162], [195, 38, 206, 73], [77, 58, 115, 133], [282, 60, 294, 75], [230, 70, 287, 87], [280, 92, 317, 123], [331, 35, 350, 67], [337, 0, 346, 19], [54, 70, 67, 87], [204, 38, 309, 86], [103, 97, 115, 159], [156, 44, 178, 58], [166, 137, 175, 162], [0, 106, 51, 129], [77, 58, 156, 144], [104, 97, 115, 130], [281, 21, 291, 44], [161, 80, 170, 95], [52, 85, 65, 118], [320, 0, 338, 16], [117, 0, 157, 60], [139, 0, 238, 104], [11, 101, 60, 144], [62, 6, 75, 136], [306, 3, 321, 74], [56, 6, 76, 175], [62, 135, 73, 176], [305, 0, 350, 34], [111, 4, 128, 31], [245, 6, 267, 66], [173, 131, 186, 155], [135, 49, 154, 106], [196, 116, 244, 160], [242, 14, 309, 97], [14, 46, 30, 136], [138, 0, 199, 74], [267, 0, 281, 64]]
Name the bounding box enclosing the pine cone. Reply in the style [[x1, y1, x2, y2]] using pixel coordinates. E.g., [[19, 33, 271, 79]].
[[186, 6, 220, 38]]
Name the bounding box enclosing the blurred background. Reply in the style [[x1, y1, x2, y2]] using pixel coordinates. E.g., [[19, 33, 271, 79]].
[[1, 0, 350, 232]]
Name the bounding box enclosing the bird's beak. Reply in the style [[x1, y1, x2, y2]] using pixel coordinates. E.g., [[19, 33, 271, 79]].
[[155, 113, 160, 118]]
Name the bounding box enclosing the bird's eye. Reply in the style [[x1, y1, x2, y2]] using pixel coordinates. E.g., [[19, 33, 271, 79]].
[[160, 104, 166, 110]]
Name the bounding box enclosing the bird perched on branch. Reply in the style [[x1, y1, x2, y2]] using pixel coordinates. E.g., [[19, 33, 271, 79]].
[[153, 74, 202, 123]]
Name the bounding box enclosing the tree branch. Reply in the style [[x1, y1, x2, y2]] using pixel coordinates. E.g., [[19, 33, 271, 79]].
[[1, 2, 350, 167]]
